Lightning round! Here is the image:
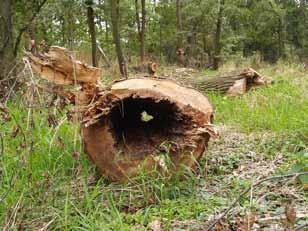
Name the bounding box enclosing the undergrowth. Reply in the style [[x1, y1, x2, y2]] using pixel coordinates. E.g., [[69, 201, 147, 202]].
[[0, 62, 307, 230]]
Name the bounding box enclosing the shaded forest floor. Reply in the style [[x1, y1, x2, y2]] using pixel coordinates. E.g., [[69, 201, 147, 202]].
[[1, 62, 308, 230]]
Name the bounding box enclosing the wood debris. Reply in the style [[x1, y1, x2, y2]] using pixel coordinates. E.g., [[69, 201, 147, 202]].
[[24, 46, 216, 182], [26, 46, 102, 85]]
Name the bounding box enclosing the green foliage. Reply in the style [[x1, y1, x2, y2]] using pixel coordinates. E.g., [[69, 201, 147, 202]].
[[12, 0, 308, 64]]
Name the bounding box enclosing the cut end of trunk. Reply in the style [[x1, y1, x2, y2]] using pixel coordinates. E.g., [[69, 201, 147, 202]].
[[82, 78, 215, 181]]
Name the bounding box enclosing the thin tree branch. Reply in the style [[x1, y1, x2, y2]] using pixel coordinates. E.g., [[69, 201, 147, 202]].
[[295, 223, 308, 231], [205, 172, 308, 231]]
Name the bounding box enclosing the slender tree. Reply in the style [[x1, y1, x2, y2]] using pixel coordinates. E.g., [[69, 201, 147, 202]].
[[109, 0, 127, 77], [213, 0, 224, 70], [135, 0, 146, 62], [14, 0, 47, 56], [86, 0, 98, 67], [176, 0, 185, 66], [176, 0, 183, 49]]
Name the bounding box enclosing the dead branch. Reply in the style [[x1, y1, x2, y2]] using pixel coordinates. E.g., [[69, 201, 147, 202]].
[[204, 172, 308, 231], [295, 223, 308, 231]]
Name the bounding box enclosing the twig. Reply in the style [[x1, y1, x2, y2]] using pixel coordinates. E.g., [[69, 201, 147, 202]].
[[37, 218, 55, 231], [258, 213, 308, 222], [295, 223, 308, 231], [204, 172, 308, 231], [0, 133, 3, 158]]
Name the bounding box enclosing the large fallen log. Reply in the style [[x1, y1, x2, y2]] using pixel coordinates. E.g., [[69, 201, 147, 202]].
[[193, 68, 271, 96], [82, 78, 216, 181], [25, 46, 216, 181]]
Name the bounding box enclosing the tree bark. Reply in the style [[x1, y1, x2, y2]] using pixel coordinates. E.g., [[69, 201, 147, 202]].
[[193, 68, 269, 96], [109, 0, 127, 77], [86, 0, 98, 67], [213, 0, 224, 70], [176, 0, 183, 49], [0, 0, 14, 84], [176, 0, 185, 66], [140, 0, 146, 62], [13, 0, 47, 57], [135, 0, 146, 62]]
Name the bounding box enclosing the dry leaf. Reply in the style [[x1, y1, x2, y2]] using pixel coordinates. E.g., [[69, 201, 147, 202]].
[[0, 103, 11, 122], [282, 202, 296, 230], [71, 151, 80, 159], [56, 137, 65, 149], [74, 164, 82, 176], [148, 219, 163, 231], [11, 125, 20, 138], [236, 213, 256, 231], [47, 114, 58, 128]]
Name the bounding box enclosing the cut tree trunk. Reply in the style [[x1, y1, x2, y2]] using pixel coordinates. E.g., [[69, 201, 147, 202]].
[[0, 0, 15, 98], [193, 68, 270, 96], [25, 47, 216, 182]]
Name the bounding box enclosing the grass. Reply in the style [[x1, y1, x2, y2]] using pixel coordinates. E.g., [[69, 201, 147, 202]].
[[0, 62, 307, 230]]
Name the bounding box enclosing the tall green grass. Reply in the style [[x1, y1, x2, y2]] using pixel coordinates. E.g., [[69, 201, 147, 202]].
[[0, 63, 307, 230], [207, 67, 308, 138]]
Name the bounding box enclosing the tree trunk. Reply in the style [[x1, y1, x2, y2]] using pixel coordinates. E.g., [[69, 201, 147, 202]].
[[140, 0, 146, 62], [86, 0, 98, 67], [110, 0, 127, 77], [176, 0, 185, 66], [135, 0, 146, 62], [0, 0, 15, 94], [213, 0, 224, 70], [13, 0, 47, 57], [176, 0, 183, 49]]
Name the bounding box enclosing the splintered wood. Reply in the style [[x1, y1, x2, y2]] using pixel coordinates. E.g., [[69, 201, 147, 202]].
[[26, 46, 101, 85], [25, 46, 216, 181]]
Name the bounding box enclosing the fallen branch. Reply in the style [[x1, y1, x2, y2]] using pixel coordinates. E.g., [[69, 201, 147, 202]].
[[295, 223, 308, 231], [0, 133, 3, 159], [258, 213, 308, 223], [204, 172, 308, 231]]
